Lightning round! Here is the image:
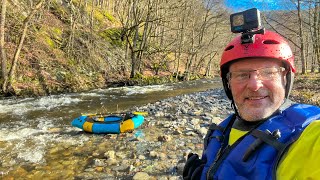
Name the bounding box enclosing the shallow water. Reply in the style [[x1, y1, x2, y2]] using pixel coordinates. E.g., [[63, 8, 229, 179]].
[[0, 79, 221, 179]]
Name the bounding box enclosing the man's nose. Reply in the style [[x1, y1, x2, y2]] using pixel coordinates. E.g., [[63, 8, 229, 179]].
[[246, 73, 263, 91]]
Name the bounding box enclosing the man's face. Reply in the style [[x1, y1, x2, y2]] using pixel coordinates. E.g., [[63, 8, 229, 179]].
[[228, 58, 287, 121]]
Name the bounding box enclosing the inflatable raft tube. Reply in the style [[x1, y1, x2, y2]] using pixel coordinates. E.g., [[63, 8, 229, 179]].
[[71, 113, 145, 134]]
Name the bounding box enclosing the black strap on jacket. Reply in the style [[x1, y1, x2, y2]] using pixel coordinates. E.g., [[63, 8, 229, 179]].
[[242, 129, 286, 162], [251, 129, 285, 151], [204, 115, 237, 150], [203, 123, 225, 149]]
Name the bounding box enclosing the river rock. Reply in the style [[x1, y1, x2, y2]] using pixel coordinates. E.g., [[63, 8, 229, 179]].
[[112, 165, 130, 172], [138, 154, 146, 160], [158, 135, 172, 142], [149, 151, 158, 158], [106, 158, 117, 166], [104, 150, 115, 159], [133, 172, 150, 180], [93, 159, 106, 166], [176, 163, 185, 175]]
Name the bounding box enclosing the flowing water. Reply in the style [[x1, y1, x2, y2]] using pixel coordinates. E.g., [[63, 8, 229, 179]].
[[0, 79, 221, 179]]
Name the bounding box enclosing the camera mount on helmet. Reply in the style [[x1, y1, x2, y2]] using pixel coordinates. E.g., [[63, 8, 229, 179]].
[[241, 28, 265, 44], [230, 8, 265, 44]]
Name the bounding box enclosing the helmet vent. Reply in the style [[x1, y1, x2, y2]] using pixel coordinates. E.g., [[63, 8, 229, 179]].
[[263, 40, 280, 44], [225, 45, 234, 51]]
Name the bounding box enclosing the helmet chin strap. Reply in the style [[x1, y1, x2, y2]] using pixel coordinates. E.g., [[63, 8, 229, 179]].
[[231, 99, 255, 122], [230, 98, 242, 120], [285, 70, 294, 99], [225, 78, 243, 120]]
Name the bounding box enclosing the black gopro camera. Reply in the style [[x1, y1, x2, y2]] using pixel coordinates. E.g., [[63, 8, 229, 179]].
[[230, 8, 264, 44], [230, 8, 261, 33]]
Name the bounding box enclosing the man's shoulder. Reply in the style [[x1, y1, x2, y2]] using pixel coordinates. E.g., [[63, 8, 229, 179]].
[[288, 120, 320, 153], [285, 102, 320, 116], [277, 120, 320, 179], [278, 102, 320, 129]]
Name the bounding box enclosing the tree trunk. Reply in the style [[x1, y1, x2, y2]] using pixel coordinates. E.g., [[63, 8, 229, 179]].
[[315, 2, 320, 73], [66, 0, 76, 57], [175, 15, 185, 79], [130, 25, 139, 78], [130, 0, 139, 78], [297, 0, 306, 74], [90, 0, 95, 37], [205, 52, 217, 77], [0, 0, 7, 81], [137, 0, 153, 73], [174, 0, 188, 79]]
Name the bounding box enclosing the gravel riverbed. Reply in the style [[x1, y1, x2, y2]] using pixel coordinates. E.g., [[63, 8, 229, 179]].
[[1, 88, 233, 180]]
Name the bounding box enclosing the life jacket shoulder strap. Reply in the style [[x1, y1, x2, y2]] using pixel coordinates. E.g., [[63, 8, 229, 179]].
[[204, 114, 236, 150], [209, 123, 225, 132], [203, 123, 225, 149], [251, 129, 286, 151]]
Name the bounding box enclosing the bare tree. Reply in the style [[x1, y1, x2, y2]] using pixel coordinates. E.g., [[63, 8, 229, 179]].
[[262, 0, 320, 74], [296, 0, 307, 73], [0, 0, 7, 81], [2, 0, 45, 94], [118, 0, 160, 78], [312, 1, 320, 72], [66, 0, 78, 57], [176, 0, 226, 79]]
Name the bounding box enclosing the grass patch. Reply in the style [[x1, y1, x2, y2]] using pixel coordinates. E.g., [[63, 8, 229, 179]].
[[99, 28, 124, 47], [291, 73, 320, 106]]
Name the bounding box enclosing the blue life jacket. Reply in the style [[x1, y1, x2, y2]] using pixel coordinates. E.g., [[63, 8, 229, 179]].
[[201, 103, 320, 180]]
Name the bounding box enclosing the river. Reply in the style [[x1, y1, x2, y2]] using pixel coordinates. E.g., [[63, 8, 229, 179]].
[[0, 78, 222, 179]]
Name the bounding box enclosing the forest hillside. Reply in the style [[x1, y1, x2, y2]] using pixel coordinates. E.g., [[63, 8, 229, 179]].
[[0, 0, 319, 97]]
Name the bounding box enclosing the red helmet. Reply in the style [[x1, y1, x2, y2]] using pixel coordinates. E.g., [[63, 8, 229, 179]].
[[220, 30, 295, 100], [220, 30, 295, 72]]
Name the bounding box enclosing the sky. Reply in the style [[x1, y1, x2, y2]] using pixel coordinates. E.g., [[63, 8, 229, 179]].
[[224, 0, 299, 12]]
